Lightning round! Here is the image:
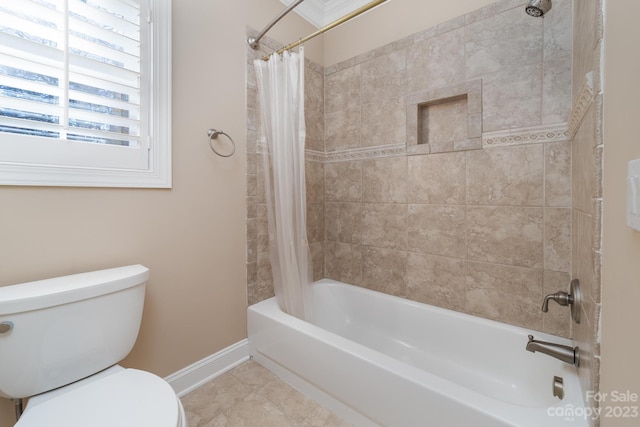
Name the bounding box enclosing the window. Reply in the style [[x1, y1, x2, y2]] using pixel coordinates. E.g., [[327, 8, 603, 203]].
[[0, 0, 171, 187]]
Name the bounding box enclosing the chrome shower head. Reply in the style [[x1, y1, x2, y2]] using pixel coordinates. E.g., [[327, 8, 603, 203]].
[[525, 0, 552, 17]]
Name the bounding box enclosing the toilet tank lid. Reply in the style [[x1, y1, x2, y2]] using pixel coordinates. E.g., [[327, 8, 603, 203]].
[[0, 265, 149, 315]]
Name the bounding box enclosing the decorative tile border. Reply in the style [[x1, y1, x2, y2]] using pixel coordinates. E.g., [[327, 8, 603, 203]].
[[568, 72, 595, 138], [305, 149, 326, 163], [322, 144, 407, 163], [302, 123, 571, 164], [482, 123, 569, 148]]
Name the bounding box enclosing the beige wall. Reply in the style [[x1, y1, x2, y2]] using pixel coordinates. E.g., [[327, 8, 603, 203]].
[[323, 0, 497, 66], [600, 0, 640, 425], [0, 1, 250, 425], [0, 0, 323, 425]]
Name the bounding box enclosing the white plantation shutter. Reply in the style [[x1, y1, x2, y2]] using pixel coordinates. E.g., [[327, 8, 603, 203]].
[[0, 0, 171, 187]]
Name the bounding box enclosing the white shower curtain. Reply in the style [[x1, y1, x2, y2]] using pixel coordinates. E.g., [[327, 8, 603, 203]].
[[254, 47, 313, 320]]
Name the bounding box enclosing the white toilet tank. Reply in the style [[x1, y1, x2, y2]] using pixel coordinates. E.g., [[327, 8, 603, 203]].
[[0, 265, 149, 399]]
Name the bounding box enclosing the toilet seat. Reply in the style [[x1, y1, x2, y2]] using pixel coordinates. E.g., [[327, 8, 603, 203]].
[[16, 368, 183, 427]]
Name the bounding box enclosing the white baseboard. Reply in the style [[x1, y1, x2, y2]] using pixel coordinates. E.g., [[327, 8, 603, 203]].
[[164, 339, 250, 397]]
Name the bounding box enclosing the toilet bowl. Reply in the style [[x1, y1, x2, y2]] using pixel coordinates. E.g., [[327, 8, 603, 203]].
[[0, 265, 187, 427], [16, 366, 186, 427]]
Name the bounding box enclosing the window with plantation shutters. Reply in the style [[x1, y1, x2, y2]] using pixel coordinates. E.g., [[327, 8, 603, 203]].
[[0, 0, 171, 188]]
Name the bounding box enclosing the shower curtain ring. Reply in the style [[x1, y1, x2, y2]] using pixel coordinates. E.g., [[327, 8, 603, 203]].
[[207, 128, 236, 158]]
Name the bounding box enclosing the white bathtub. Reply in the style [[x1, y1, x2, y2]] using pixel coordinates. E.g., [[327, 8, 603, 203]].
[[248, 279, 588, 427]]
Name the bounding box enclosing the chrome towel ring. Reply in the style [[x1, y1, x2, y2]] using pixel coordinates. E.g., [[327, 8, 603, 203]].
[[207, 128, 236, 158]]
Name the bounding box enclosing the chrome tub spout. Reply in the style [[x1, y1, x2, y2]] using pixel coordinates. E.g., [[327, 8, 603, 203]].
[[526, 335, 579, 366]]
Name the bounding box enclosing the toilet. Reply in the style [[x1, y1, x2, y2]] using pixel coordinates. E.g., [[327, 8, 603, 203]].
[[0, 265, 187, 426]]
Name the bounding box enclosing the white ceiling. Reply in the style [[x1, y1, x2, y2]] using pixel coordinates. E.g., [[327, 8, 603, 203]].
[[280, 0, 374, 28]]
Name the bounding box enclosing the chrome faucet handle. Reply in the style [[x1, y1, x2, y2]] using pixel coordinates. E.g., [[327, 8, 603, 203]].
[[541, 291, 574, 312], [541, 279, 582, 324]]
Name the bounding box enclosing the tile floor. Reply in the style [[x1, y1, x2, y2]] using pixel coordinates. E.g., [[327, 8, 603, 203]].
[[182, 359, 354, 427]]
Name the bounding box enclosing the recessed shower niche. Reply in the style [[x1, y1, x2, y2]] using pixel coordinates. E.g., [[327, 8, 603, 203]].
[[407, 79, 483, 155]]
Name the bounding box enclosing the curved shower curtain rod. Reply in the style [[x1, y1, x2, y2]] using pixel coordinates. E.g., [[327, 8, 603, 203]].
[[248, 0, 388, 60]]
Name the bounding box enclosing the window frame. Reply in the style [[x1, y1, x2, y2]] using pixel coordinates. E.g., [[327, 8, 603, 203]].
[[0, 0, 172, 188]]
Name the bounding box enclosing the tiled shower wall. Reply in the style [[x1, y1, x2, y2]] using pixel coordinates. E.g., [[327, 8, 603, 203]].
[[570, 0, 603, 423], [321, 0, 572, 336], [247, 0, 574, 337]]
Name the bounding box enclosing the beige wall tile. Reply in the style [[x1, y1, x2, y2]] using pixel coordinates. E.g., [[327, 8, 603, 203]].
[[325, 202, 363, 244], [408, 28, 465, 93], [247, 196, 257, 219], [325, 109, 360, 152], [408, 151, 466, 204], [247, 261, 257, 301], [247, 106, 259, 131], [254, 252, 275, 304], [543, 55, 572, 125], [325, 161, 362, 202], [307, 203, 325, 244], [465, 7, 543, 80], [257, 203, 269, 253], [481, 63, 543, 132], [247, 237, 257, 264], [466, 144, 544, 206], [427, 138, 453, 154], [247, 218, 256, 245], [325, 241, 362, 285], [306, 160, 324, 204], [406, 253, 466, 311], [247, 129, 258, 156], [360, 49, 407, 151], [362, 247, 407, 297], [247, 173, 257, 198], [436, 14, 465, 34], [421, 96, 468, 147], [361, 97, 407, 147], [362, 203, 408, 250], [325, 65, 360, 114], [247, 154, 258, 179], [465, 260, 543, 330], [572, 105, 596, 214], [454, 137, 482, 152], [468, 112, 482, 138], [361, 50, 407, 104], [572, 210, 594, 309], [464, 3, 497, 25], [467, 90, 482, 114], [363, 157, 408, 203], [366, 47, 407, 70], [256, 158, 266, 203], [573, 298, 598, 404], [545, 141, 572, 207], [467, 206, 544, 268], [572, 0, 597, 105], [305, 66, 325, 151], [408, 204, 466, 257], [544, 0, 573, 61], [544, 208, 571, 273]]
